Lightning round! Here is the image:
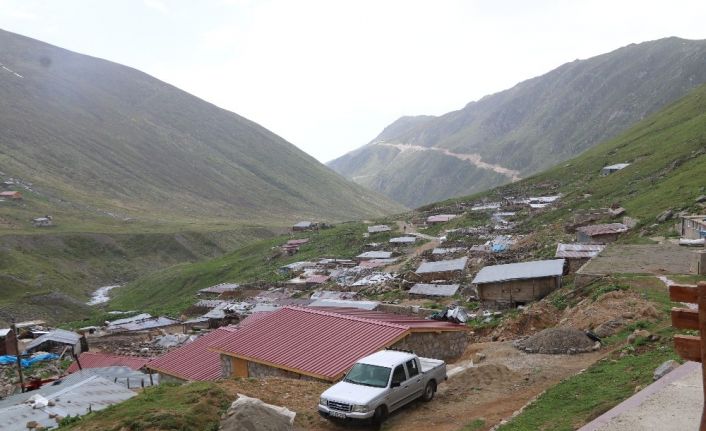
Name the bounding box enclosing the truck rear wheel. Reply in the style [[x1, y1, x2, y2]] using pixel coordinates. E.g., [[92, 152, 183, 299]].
[[422, 381, 436, 402]]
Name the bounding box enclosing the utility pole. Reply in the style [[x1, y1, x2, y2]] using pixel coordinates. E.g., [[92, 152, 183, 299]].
[[10, 321, 24, 393]]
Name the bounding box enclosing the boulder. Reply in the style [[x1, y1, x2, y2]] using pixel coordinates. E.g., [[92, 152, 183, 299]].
[[656, 209, 674, 223], [653, 360, 680, 381], [220, 394, 295, 431], [627, 329, 651, 344], [696, 195, 706, 203]]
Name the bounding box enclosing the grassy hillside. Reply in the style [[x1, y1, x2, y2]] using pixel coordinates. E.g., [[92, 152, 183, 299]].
[[0, 227, 273, 325], [108, 221, 397, 316], [0, 29, 404, 228], [330, 37, 706, 207]]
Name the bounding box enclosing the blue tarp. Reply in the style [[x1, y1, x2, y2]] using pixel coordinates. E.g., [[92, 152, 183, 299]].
[[491, 243, 508, 253], [0, 353, 59, 368]]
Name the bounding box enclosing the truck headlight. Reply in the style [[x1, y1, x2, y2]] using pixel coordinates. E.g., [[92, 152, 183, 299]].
[[319, 397, 328, 407], [352, 404, 369, 413]]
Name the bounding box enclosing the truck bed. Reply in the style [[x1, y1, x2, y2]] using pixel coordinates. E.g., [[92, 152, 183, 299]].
[[419, 357, 445, 373]]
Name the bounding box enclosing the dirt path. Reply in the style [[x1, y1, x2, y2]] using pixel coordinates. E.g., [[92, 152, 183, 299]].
[[376, 142, 521, 182], [217, 342, 608, 431], [385, 221, 441, 273]]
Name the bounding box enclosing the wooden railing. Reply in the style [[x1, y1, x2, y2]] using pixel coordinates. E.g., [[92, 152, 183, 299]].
[[670, 281, 706, 430]]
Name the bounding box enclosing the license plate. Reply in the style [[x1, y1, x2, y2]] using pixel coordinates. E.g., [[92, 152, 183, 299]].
[[329, 411, 347, 419]]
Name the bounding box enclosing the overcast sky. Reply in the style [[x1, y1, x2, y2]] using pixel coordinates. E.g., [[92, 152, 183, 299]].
[[1, 0, 706, 162]]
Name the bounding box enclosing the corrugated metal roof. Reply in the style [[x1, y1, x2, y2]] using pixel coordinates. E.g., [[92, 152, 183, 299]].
[[107, 313, 152, 326], [293, 221, 313, 228], [555, 243, 605, 259], [199, 283, 240, 294], [108, 316, 180, 332], [357, 251, 393, 259], [409, 284, 460, 297], [0, 328, 11, 337], [390, 236, 416, 244], [210, 307, 410, 381], [24, 329, 80, 352], [427, 214, 457, 223], [67, 352, 150, 373], [359, 258, 396, 268], [308, 307, 466, 332], [576, 223, 628, 236], [148, 326, 240, 381], [69, 366, 159, 388], [416, 257, 468, 274], [368, 225, 391, 233], [473, 259, 565, 284], [0, 374, 135, 430], [308, 299, 380, 310], [432, 247, 465, 255], [305, 275, 330, 284]]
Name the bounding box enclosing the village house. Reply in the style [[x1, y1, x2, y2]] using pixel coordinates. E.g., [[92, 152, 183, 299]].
[[415, 257, 468, 282], [426, 214, 457, 224], [281, 238, 309, 255], [292, 221, 317, 232], [679, 215, 706, 240], [148, 326, 241, 383], [0, 190, 21, 200], [198, 283, 241, 295], [601, 163, 630, 176], [555, 243, 605, 273], [576, 223, 629, 244], [210, 306, 467, 382], [32, 215, 53, 227], [367, 224, 392, 234], [24, 329, 85, 355], [472, 259, 566, 305], [409, 283, 460, 297], [389, 236, 417, 246], [0, 328, 18, 355], [355, 250, 393, 261]]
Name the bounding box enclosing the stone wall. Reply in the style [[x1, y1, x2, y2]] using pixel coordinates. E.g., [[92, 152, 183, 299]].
[[392, 331, 468, 361], [220, 354, 232, 378]]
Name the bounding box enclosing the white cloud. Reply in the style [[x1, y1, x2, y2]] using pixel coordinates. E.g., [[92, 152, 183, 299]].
[[143, 0, 169, 14]]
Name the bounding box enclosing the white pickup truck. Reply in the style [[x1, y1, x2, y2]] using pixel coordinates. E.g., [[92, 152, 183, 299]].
[[318, 350, 447, 424]]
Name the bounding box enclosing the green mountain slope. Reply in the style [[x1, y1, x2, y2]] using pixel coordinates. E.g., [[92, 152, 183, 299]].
[[329, 37, 706, 207], [117, 81, 706, 322], [447, 81, 706, 230], [0, 29, 404, 227]]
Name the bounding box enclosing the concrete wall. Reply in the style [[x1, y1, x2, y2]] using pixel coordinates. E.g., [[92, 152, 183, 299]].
[[247, 361, 303, 379], [478, 277, 559, 304], [681, 217, 706, 240], [392, 331, 468, 361]]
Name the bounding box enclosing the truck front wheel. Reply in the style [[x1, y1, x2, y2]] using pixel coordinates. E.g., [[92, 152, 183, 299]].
[[422, 381, 436, 402], [372, 405, 388, 424]]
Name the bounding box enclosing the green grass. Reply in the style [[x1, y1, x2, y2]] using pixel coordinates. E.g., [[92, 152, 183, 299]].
[[109, 222, 378, 316], [461, 419, 486, 430], [498, 342, 679, 431], [57, 382, 231, 431]]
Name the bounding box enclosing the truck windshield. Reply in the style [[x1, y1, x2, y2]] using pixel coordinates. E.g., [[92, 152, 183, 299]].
[[344, 363, 391, 388]]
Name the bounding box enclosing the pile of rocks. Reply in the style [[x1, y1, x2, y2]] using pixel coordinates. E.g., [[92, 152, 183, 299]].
[[514, 327, 599, 354]]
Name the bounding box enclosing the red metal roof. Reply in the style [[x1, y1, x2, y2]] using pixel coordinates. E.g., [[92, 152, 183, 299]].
[[210, 306, 410, 381], [67, 352, 150, 373], [147, 326, 239, 381], [309, 307, 467, 332]]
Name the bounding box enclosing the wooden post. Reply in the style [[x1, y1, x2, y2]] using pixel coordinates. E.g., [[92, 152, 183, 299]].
[[10, 323, 24, 393], [670, 282, 706, 431]]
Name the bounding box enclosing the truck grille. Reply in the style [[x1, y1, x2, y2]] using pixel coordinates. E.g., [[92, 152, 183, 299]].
[[328, 401, 352, 412]]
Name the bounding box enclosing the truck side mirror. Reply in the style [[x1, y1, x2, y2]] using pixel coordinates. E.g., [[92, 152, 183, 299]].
[[391, 381, 401, 388]]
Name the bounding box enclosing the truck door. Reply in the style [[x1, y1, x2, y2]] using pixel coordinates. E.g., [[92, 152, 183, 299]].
[[388, 364, 409, 410], [404, 358, 424, 399]]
